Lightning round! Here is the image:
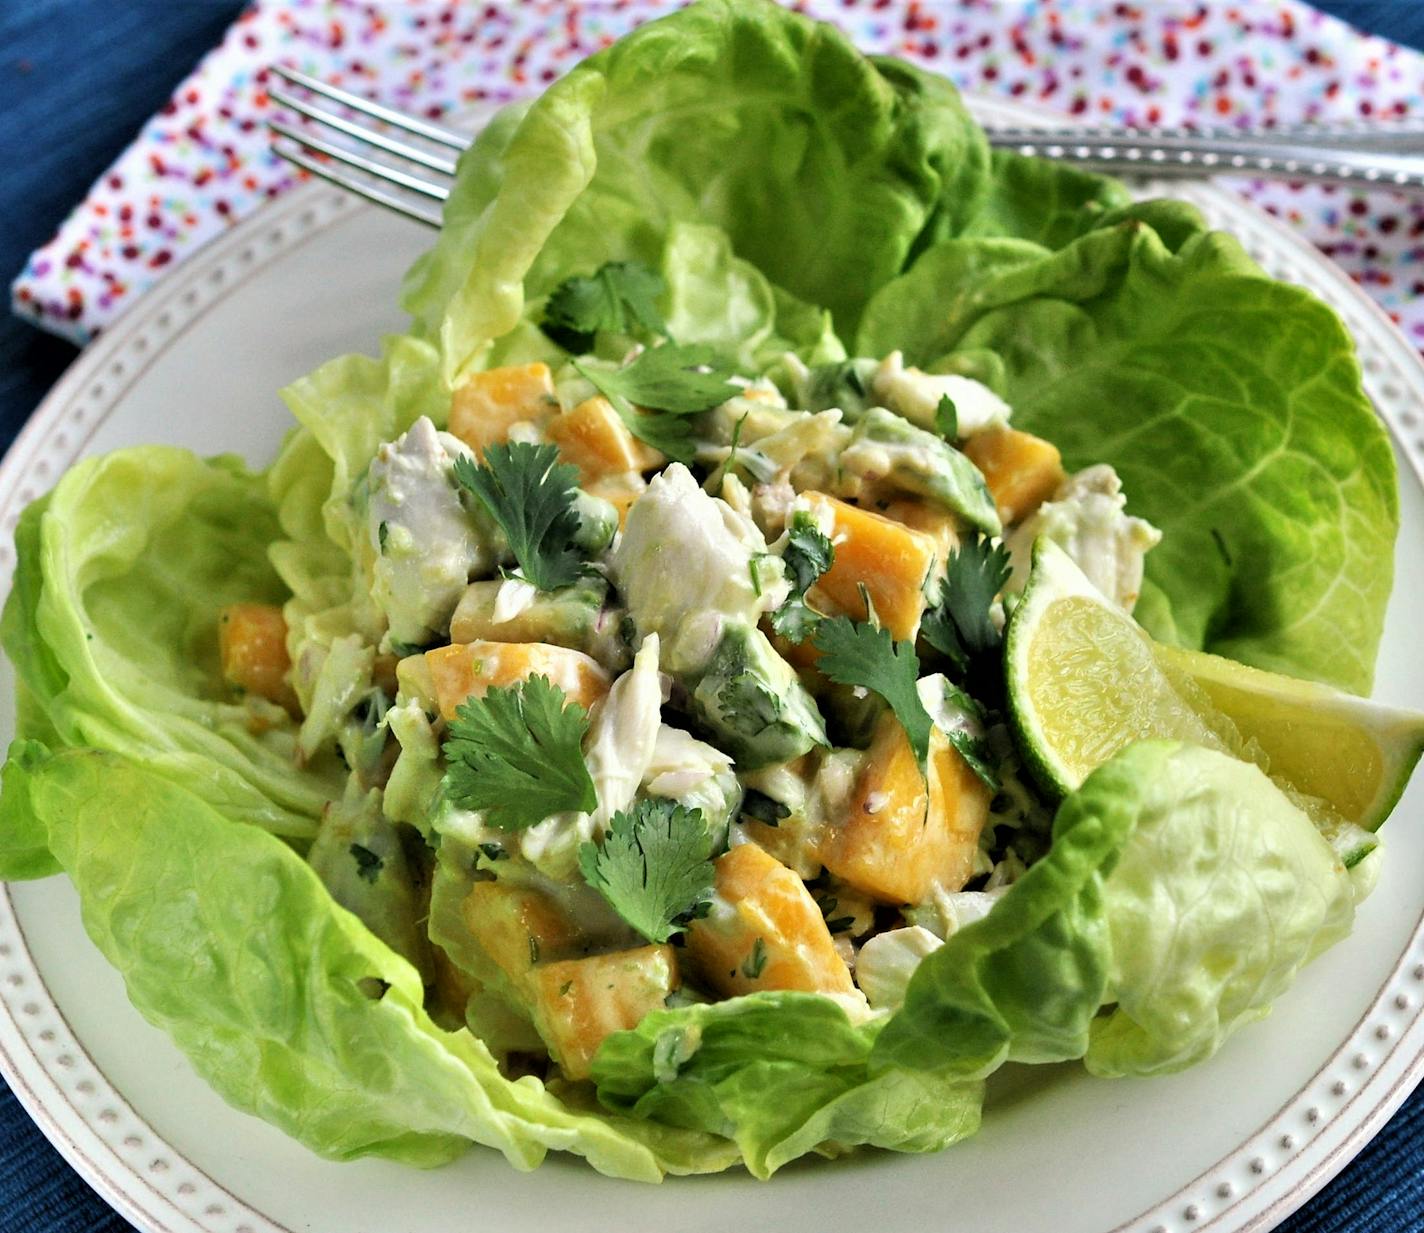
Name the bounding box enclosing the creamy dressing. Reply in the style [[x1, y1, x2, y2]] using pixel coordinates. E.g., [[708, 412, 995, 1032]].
[[367, 416, 492, 647], [872, 350, 1012, 437], [583, 635, 664, 833], [489, 575, 541, 626], [611, 463, 785, 673], [1006, 464, 1162, 611]]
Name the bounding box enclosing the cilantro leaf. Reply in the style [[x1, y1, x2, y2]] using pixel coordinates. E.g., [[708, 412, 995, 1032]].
[[542, 260, 669, 351], [574, 344, 739, 466], [946, 728, 1001, 792], [442, 675, 597, 831], [585, 344, 739, 413], [923, 534, 1011, 662], [613, 404, 698, 464], [782, 512, 835, 594], [578, 799, 715, 944], [921, 606, 969, 674], [947, 535, 1012, 654], [935, 394, 958, 440], [934, 681, 1001, 791], [812, 615, 934, 766], [769, 510, 834, 642], [453, 442, 586, 591], [741, 937, 768, 979]]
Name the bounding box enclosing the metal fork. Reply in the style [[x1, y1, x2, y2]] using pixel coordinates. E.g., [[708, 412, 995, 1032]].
[[267, 64, 1424, 228]]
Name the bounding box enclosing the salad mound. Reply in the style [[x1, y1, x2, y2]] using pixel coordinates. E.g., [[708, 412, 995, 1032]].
[[0, 0, 1418, 1183]]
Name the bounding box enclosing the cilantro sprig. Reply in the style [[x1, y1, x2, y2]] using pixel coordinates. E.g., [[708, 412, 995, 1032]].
[[453, 442, 586, 592], [938, 681, 1001, 792], [922, 534, 1012, 673], [578, 799, 715, 944], [812, 615, 934, 766], [575, 343, 740, 464], [542, 260, 669, 352], [442, 675, 597, 831], [769, 511, 835, 643]]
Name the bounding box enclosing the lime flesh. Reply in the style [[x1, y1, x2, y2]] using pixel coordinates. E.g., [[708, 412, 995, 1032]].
[[1006, 540, 1424, 861]]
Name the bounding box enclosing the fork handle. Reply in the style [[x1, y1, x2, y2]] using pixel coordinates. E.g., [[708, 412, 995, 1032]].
[[986, 127, 1424, 194]]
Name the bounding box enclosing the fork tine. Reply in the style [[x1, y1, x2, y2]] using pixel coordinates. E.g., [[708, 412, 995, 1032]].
[[269, 85, 461, 177], [269, 64, 470, 151], [273, 139, 444, 228], [268, 119, 451, 200]]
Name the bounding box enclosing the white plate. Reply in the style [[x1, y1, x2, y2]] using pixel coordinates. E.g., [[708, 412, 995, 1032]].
[[2, 96, 1424, 1233]]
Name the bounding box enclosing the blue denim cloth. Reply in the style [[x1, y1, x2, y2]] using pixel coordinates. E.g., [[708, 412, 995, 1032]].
[[2, 2, 1423, 1230]]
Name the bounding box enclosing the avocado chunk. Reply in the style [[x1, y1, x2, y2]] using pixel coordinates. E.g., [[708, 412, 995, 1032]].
[[796, 357, 879, 418], [572, 488, 619, 555], [307, 781, 432, 981], [687, 622, 826, 770], [841, 407, 1001, 535], [450, 575, 630, 672]]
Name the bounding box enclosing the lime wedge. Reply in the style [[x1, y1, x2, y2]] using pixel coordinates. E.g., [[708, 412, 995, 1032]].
[[1005, 539, 1424, 862], [1005, 539, 1238, 797], [1154, 643, 1424, 835]]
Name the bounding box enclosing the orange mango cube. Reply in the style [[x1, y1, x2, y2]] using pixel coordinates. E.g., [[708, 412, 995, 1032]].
[[800, 492, 937, 641], [530, 945, 679, 1080], [461, 880, 581, 993], [424, 639, 610, 720], [218, 603, 298, 713], [962, 428, 1065, 526], [547, 396, 663, 484], [818, 712, 991, 904], [686, 843, 854, 998], [448, 363, 559, 458], [881, 498, 961, 578]]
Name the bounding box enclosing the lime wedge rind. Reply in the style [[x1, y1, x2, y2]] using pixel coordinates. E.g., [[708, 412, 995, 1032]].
[[1004, 537, 1424, 845], [1154, 642, 1424, 835]]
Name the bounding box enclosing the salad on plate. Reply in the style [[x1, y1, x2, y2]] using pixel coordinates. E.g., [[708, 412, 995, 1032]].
[[2, 0, 1422, 1182]]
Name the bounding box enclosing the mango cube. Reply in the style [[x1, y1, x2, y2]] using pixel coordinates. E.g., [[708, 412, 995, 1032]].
[[218, 603, 297, 713], [962, 428, 1065, 526], [424, 639, 610, 720], [547, 396, 663, 484], [686, 843, 854, 998], [449, 363, 558, 458], [530, 945, 679, 1080], [818, 712, 991, 904], [461, 880, 580, 993], [800, 492, 936, 641]]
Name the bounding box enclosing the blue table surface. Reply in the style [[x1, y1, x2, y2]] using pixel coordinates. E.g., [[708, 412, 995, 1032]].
[[3, 2, 1424, 1230]]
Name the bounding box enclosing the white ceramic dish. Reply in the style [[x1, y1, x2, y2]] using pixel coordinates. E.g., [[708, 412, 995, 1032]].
[[1, 96, 1423, 1233]]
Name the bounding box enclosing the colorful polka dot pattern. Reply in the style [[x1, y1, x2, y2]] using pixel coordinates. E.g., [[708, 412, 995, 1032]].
[[11, 0, 1424, 350]]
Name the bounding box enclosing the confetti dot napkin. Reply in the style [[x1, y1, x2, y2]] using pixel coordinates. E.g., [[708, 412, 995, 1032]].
[[11, 0, 1424, 352]]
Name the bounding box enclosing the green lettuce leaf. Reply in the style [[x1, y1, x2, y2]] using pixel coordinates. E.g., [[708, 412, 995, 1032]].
[[1083, 743, 1358, 1076], [402, 0, 988, 380], [858, 210, 1398, 694], [17, 744, 734, 1177], [0, 738, 58, 879], [593, 992, 983, 1179], [659, 222, 844, 371], [962, 148, 1133, 249], [874, 741, 1359, 1080], [0, 447, 342, 870]]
